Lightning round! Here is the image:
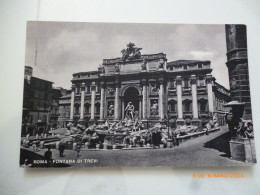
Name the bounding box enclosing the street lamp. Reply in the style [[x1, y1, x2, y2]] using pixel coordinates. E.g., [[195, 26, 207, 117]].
[[224, 100, 245, 138]]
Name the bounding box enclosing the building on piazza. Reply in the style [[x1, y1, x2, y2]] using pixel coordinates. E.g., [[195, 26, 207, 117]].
[[58, 43, 230, 128]]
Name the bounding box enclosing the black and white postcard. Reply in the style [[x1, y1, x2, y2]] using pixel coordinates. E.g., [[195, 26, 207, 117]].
[[20, 22, 256, 167]]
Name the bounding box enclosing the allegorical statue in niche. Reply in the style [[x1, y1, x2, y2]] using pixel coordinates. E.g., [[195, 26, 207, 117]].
[[108, 104, 114, 117], [150, 101, 158, 116], [150, 82, 159, 93], [121, 42, 142, 61], [125, 102, 135, 119], [107, 86, 114, 95]]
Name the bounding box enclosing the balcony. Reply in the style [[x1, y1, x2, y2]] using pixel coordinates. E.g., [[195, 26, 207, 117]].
[[84, 113, 91, 117], [183, 111, 193, 118], [74, 113, 80, 118], [183, 111, 192, 114], [168, 112, 178, 118]]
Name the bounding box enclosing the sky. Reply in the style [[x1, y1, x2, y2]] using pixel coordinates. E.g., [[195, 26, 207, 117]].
[[25, 22, 229, 89]]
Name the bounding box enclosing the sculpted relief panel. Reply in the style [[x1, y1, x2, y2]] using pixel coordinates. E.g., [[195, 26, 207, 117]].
[[107, 86, 115, 96], [150, 82, 159, 94]]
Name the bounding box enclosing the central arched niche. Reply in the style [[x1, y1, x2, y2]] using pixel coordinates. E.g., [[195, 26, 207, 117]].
[[123, 87, 140, 117]]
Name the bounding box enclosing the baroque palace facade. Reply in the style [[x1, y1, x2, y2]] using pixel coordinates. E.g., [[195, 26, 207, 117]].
[[58, 43, 230, 128]]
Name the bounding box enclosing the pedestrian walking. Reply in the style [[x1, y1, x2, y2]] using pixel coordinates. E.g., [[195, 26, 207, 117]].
[[152, 129, 161, 148], [206, 123, 210, 135], [174, 132, 179, 146], [59, 141, 66, 157]]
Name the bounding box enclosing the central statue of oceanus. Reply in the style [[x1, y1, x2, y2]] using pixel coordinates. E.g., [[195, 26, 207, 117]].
[[121, 42, 142, 61], [125, 102, 135, 119]]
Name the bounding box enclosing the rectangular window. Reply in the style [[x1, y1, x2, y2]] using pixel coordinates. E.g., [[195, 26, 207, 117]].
[[95, 103, 100, 114], [39, 91, 44, 99], [169, 101, 176, 112], [169, 80, 175, 88], [184, 102, 191, 112], [183, 79, 190, 88], [45, 93, 49, 100], [34, 90, 39, 98], [84, 104, 90, 114], [198, 78, 205, 86], [34, 81, 40, 88], [75, 105, 80, 114], [28, 115, 33, 123], [96, 85, 99, 92], [40, 81, 44, 89], [200, 102, 207, 112]]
